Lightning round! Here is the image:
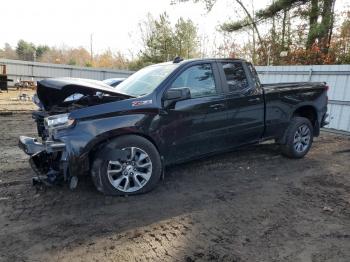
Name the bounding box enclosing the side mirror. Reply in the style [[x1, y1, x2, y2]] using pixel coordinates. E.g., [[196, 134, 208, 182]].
[[164, 87, 191, 101], [163, 87, 191, 108]]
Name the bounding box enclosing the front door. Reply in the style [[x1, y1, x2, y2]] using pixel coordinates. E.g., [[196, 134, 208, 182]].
[[160, 62, 228, 163]]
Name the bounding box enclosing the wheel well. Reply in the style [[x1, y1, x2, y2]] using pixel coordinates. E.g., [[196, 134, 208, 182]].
[[293, 106, 319, 135], [293, 106, 317, 125], [88, 133, 161, 165]]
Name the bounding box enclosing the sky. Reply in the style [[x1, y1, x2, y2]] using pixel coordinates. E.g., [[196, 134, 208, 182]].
[[1, 0, 350, 57]]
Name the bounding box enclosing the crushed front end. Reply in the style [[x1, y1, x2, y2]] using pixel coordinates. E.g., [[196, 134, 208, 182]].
[[18, 77, 135, 189], [19, 122, 71, 187], [19, 91, 84, 188]]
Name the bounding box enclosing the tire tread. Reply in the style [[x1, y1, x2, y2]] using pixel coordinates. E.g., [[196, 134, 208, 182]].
[[280, 117, 313, 158], [91, 135, 162, 195]]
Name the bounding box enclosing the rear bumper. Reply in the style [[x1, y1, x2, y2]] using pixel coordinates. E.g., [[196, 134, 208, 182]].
[[321, 113, 329, 127]]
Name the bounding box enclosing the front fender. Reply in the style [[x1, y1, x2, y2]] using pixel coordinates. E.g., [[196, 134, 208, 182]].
[[53, 113, 161, 175]]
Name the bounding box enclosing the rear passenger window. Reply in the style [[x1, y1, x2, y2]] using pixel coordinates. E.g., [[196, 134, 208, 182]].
[[221, 63, 249, 93], [247, 63, 261, 88], [171, 64, 217, 98]]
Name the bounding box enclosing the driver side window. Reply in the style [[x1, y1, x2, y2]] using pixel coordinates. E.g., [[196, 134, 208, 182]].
[[171, 63, 217, 98]]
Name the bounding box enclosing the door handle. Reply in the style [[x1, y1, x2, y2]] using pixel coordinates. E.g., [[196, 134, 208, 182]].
[[248, 97, 261, 102], [209, 103, 225, 110]]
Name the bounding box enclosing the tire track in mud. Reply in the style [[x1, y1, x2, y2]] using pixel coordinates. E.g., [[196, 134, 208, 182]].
[[1, 113, 350, 261]]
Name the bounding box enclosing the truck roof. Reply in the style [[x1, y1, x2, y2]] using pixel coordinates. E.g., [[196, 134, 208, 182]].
[[147, 58, 248, 68], [173, 57, 247, 64]]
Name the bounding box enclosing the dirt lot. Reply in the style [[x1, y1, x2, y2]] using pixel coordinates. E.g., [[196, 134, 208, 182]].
[[0, 89, 37, 111], [0, 112, 350, 262]]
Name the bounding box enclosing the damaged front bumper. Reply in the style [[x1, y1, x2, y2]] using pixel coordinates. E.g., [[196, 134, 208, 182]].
[[19, 136, 69, 186], [19, 136, 65, 155]]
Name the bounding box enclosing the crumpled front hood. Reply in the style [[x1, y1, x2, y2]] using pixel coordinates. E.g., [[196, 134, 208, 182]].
[[37, 77, 133, 110]]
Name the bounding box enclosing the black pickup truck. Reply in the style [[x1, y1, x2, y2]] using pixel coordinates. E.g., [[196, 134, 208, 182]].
[[19, 58, 328, 195]]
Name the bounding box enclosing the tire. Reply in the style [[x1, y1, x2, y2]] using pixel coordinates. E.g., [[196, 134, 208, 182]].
[[280, 117, 314, 159], [91, 135, 162, 195]]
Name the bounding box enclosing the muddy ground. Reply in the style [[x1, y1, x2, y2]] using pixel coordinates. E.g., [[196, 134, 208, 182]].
[[0, 112, 350, 262]]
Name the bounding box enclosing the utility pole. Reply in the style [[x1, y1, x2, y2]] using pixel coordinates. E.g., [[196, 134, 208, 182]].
[[90, 33, 93, 64]]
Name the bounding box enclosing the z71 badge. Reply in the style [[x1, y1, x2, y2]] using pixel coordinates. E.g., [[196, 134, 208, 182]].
[[132, 100, 153, 107]]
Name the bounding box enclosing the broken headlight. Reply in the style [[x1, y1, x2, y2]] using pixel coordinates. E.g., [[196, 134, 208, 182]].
[[32, 94, 42, 108], [44, 113, 75, 130]]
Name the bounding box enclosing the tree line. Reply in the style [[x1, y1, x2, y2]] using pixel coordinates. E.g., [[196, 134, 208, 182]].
[[0, 40, 129, 69], [1, 1, 349, 69], [176, 0, 350, 65]]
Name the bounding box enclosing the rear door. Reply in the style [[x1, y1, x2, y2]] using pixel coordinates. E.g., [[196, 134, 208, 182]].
[[217, 61, 265, 146], [160, 62, 229, 163]]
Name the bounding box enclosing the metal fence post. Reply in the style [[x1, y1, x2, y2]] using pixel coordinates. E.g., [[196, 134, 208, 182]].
[[308, 68, 313, 82]]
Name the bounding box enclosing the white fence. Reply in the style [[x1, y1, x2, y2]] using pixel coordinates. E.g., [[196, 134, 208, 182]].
[[0, 59, 133, 83], [256, 65, 350, 134], [1, 59, 349, 133]]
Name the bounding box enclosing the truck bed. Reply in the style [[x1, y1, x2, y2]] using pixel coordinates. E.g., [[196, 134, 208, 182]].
[[261, 81, 328, 140], [262, 82, 326, 90]]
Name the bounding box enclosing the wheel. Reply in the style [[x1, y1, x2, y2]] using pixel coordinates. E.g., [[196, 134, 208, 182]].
[[280, 117, 313, 158], [91, 135, 162, 195]]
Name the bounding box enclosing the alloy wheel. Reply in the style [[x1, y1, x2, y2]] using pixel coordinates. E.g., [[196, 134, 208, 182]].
[[293, 124, 311, 153], [107, 147, 152, 193]]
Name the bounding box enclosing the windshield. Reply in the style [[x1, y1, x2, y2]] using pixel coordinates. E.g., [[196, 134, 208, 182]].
[[103, 79, 116, 85], [114, 63, 178, 97], [103, 78, 124, 86]]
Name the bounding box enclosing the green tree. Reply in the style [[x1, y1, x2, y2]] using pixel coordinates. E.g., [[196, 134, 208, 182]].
[[174, 18, 198, 58], [15, 40, 49, 61], [223, 0, 336, 53], [141, 12, 175, 63], [16, 40, 36, 61], [135, 13, 199, 69], [173, 0, 268, 63], [68, 58, 77, 65], [35, 45, 50, 59]]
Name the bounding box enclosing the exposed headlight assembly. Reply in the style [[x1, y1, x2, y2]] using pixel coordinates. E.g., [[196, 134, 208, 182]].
[[44, 113, 75, 130], [32, 94, 41, 108]]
